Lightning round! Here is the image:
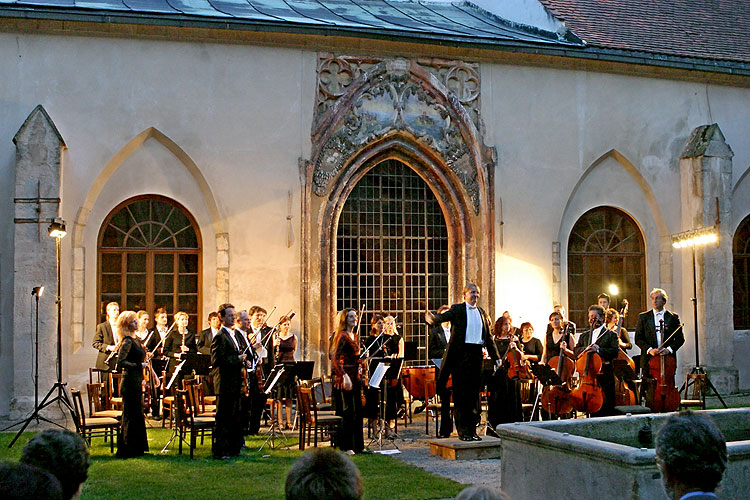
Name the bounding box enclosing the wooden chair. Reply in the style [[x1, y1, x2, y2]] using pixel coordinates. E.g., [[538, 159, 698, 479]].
[[296, 386, 342, 450], [71, 389, 118, 453], [161, 371, 174, 427], [174, 389, 215, 459], [680, 372, 707, 410], [106, 372, 123, 410], [423, 378, 442, 436], [309, 377, 333, 411], [86, 383, 122, 419]]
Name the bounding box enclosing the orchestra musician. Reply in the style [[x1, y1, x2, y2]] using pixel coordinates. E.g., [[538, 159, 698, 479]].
[[606, 308, 632, 351], [573, 305, 619, 416], [144, 307, 169, 420], [330, 308, 364, 455], [379, 316, 404, 438], [547, 304, 576, 343], [211, 303, 247, 459], [163, 311, 197, 396], [500, 311, 519, 337], [427, 305, 453, 438], [425, 283, 500, 442], [134, 310, 151, 346], [244, 307, 270, 435], [248, 306, 272, 375], [634, 288, 683, 375], [363, 314, 385, 437], [114, 311, 148, 458], [518, 321, 543, 406], [197, 312, 220, 399], [273, 315, 297, 430], [92, 301, 119, 373], [598, 293, 611, 310], [233, 310, 255, 435], [543, 310, 576, 365], [487, 315, 522, 428]]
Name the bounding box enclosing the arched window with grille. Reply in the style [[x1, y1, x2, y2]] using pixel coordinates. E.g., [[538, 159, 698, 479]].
[[336, 159, 449, 364], [733, 214, 750, 329], [98, 196, 202, 328], [567, 207, 645, 329]]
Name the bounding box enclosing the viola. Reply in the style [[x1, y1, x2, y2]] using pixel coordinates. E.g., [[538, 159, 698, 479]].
[[570, 350, 604, 414]]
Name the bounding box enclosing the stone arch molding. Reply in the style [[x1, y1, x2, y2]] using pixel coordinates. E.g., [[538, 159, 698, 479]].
[[70, 127, 229, 349], [310, 56, 494, 215], [301, 55, 497, 372]]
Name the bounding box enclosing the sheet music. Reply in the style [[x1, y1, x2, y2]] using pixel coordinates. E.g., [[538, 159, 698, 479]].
[[265, 367, 285, 394], [369, 362, 388, 388]]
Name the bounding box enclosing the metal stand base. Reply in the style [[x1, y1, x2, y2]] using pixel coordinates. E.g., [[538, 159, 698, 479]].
[[7, 382, 77, 448], [259, 417, 288, 452], [680, 366, 728, 409]]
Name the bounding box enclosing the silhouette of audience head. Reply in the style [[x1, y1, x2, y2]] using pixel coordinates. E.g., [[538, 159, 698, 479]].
[[285, 448, 363, 500]]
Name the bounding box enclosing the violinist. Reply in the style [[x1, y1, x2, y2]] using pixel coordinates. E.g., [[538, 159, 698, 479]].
[[233, 310, 263, 435], [331, 308, 364, 454], [363, 314, 385, 437], [487, 315, 522, 428], [273, 315, 297, 430], [573, 305, 618, 416], [634, 288, 683, 375], [605, 308, 632, 351], [249, 306, 273, 376], [519, 322, 542, 364], [145, 307, 169, 420]]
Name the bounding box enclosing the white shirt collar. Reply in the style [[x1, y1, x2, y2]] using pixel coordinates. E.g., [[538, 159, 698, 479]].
[[465, 301, 478, 310]]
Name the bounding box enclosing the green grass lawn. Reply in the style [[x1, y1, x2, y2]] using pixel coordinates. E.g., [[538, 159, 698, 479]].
[[0, 428, 463, 500]]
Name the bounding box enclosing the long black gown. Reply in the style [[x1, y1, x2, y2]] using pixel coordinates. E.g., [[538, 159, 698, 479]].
[[487, 337, 523, 428], [116, 336, 148, 457]]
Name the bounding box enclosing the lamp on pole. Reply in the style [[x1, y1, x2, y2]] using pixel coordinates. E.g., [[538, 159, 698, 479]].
[[670, 225, 727, 408], [8, 218, 78, 447]]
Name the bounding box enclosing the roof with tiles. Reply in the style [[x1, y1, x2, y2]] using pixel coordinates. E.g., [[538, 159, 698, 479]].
[[539, 0, 750, 64]]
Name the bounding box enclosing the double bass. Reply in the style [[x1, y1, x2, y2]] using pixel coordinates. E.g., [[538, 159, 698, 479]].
[[644, 321, 683, 412]]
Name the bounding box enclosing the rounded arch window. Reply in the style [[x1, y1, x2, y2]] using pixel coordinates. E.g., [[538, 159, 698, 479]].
[[336, 159, 449, 364], [733, 214, 750, 329], [567, 207, 645, 329], [98, 196, 202, 328]]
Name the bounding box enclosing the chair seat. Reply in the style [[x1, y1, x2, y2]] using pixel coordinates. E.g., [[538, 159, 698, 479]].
[[314, 415, 343, 425], [85, 416, 120, 427], [316, 403, 333, 411], [93, 410, 122, 419], [192, 416, 216, 425]]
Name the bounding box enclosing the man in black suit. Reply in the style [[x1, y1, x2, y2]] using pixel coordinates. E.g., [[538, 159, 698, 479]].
[[211, 303, 247, 459], [248, 305, 273, 376], [425, 284, 500, 441], [197, 312, 221, 354], [574, 304, 619, 416], [655, 410, 726, 500], [635, 288, 683, 375], [92, 302, 119, 372]]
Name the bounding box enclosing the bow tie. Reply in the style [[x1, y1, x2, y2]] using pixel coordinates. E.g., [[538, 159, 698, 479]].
[[467, 305, 478, 310]]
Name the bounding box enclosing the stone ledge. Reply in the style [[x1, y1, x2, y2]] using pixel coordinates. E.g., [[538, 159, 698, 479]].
[[428, 435, 502, 460]]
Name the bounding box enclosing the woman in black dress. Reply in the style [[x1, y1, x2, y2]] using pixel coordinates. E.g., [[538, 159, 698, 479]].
[[363, 314, 384, 436], [488, 315, 523, 429], [331, 308, 364, 454], [518, 321, 543, 407], [541, 311, 576, 420], [273, 315, 296, 429], [115, 310, 148, 458]]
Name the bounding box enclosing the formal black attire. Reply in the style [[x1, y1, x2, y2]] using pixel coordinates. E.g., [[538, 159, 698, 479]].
[[92, 320, 116, 371], [543, 327, 576, 364], [362, 334, 404, 422], [331, 331, 364, 453], [487, 337, 523, 427], [520, 336, 543, 404], [211, 326, 244, 458], [430, 303, 500, 439], [427, 324, 453, 436], [574, 326, 619, 416], [241, 328, 268, 435], [196, 327, 218, 397], [116, 336, 148, 457], [143, 327, 168, 419], [634, 309, 683, 374], [274, 335, 297, 400]]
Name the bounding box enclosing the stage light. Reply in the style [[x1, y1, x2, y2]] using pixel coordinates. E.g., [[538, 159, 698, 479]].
[[608, 284, 619, 296], [31, 286, 44, 297], [670, 226, 718, 249], [48, 218, 67, 239]]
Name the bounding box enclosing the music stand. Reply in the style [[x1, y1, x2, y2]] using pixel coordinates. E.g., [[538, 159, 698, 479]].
[[259, 363, 291, 451], [368, 357, 403, 454], [529, 363, 562, 422]]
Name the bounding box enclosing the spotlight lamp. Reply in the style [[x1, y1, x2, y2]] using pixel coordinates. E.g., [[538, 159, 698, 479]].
[[48, 218, 67, 239], [608, 284, 619, 296], [671, 226, 718, 249], [31, 286, 44, 297]]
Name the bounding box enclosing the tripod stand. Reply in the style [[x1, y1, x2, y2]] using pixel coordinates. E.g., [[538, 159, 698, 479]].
[[367, 358, 402, 453], [259, 364, 289, 451], [680, 245, 727, 408], [7, 229, 77, 448]]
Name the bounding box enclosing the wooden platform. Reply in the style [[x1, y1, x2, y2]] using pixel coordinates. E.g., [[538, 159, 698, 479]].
[[427, 435, 502, 460]]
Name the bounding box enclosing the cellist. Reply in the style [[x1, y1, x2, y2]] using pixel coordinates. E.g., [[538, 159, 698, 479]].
[[634, 288, 683, 402], [573, 305, 619, 416]]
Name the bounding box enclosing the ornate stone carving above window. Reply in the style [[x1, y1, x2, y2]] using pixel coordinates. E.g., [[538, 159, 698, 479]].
[[311, 54, 486, 214]]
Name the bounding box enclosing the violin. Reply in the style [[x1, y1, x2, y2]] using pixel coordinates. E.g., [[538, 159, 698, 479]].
[[613, 300, 637, 406], [506, 338, 533, 380], [644, 321, 683, 412], [569, 349, 604, 414]]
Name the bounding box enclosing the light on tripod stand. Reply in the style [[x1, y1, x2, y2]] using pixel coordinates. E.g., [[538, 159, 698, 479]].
[[608, 284, 619, 297], [31, 286, 44, 298]]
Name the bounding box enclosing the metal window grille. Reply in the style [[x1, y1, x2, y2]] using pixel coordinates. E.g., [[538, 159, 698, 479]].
[[568, 207, 645, 330], [336, 159, 449, 365], [98, 196, 201, 328], [733, 215, 750, 329]]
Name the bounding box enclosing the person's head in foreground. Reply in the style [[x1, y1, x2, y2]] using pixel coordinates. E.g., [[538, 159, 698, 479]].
[[285, 447, 363, 500], [20, 428, 90, 500], [655, 410, 727, 499], [0, 462, 63, 500], [456, 485, 513, 500]]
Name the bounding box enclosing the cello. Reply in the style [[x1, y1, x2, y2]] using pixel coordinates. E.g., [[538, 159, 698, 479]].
[[569, 348, 604, 414], [613, 300, 637, 406], [644, 321, 683, 412], [540, 328, 576, 416]]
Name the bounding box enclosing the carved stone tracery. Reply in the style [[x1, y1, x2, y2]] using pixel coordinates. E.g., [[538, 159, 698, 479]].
[[312, 54, 486, 214]]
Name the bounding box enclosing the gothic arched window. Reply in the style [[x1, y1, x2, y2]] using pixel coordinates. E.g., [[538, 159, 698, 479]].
[[733, 214, 750, 329], [568, 207, 645, 329], [98, 196, 202, 328], [336, 159, 449, 364]]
